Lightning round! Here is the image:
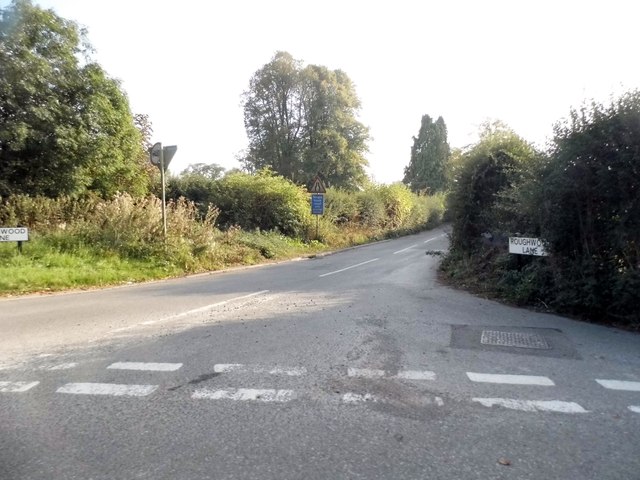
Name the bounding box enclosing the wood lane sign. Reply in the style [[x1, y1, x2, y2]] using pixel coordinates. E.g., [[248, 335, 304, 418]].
[[509, 237, 548, 256], [0, 227, 28, 242]]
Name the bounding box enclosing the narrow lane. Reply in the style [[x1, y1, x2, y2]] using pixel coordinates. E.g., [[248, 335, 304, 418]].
[[1, 225, 639, 480]]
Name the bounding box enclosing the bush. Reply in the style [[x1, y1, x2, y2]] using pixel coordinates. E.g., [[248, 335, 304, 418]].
[[538, 91, 640, 323], [210, 170, 311, 237]]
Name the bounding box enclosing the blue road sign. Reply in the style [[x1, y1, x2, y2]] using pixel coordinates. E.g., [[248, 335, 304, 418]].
[[311, 194, 324, 215]]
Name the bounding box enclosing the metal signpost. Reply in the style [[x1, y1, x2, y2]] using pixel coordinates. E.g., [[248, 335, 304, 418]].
[[309, 175, 326, 239], [149, 142, 177, 238]]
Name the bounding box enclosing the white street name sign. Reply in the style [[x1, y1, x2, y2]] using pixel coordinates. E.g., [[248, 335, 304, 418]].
[[509, 237, 548, 256], [0, 227, 29, 242]]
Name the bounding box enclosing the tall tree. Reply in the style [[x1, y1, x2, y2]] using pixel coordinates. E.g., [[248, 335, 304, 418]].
[[242, 52, 304, 181], [403, 115, 450, 193], [242, 51, 369, 189], [0, 0, 148, 198], [299, 65, 369, 189]]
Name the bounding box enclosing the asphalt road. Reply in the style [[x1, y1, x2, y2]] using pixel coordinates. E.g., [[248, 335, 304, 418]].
[[1, 226, 639, 480]]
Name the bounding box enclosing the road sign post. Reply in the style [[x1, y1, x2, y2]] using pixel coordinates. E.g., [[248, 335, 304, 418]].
[[149, 142, 177, 239], [0, 227, 29, 254]]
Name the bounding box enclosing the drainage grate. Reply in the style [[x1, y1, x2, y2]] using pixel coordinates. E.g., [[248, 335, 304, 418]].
[[480, 330, 551, 350]]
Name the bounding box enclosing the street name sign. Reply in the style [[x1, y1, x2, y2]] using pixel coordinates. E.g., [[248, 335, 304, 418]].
[[0, 227, 29, 242], [509, 237, 548, 256]]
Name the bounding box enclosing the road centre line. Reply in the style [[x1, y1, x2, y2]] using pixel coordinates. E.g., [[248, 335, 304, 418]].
[[57, 383, 158, 397], [629, 406, 640, 414], [393, 244, 418, 254], [213, 364, 307, 376], [595, 379, 640, 391], [472, 398, 588, 413], [113, 290, 270, 332], [319, 258, 379, 277], [0, 381, 39, 393], [424, 233, 447, 243], [467, 372, 555, 386], [160, 290, 271, 322], [107, 362, 183, 372], [192, 388, 294, 402]]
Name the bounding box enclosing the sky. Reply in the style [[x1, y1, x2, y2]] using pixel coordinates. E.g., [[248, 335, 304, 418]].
[[13, 0, 640, 183]]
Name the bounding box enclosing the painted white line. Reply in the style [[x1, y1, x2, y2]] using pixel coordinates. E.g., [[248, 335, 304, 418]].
[[169, 290, 270, 320], [57, 383, 158, 397], [472, 398, 588, 413], [396, 370, 436, 381], [595, 379, 640, 391], [424, 233, 446, 244], [342, 392, 378, 404], [629, 406, 640, 414], [347, 367, 385, 378], [112, 290, 270, 333], [467, 372, 555, 386], [435, 396, 444, 407], [393, 244, 418, 255], [319, 259, 379, 277], [192, 388, 294, 402], [213, 364, 307, 376], [267, 367, 307, 376], [0, 381, 39, 393], [41, 362, 78, 371], [107, 362, 183, 372], [213, 363, 243, 373]]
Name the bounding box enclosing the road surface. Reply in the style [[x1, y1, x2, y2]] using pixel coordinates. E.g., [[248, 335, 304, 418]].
[[1, 226, 639, 479]]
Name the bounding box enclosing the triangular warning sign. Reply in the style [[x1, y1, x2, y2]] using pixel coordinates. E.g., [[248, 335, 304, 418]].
[[309, 176, 326, 193]]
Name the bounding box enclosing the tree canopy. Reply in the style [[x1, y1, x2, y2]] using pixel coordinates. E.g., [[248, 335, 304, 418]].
[[242, 51, 370, 190], [403, 114, 450, 193], [0, 0, 150, 198]]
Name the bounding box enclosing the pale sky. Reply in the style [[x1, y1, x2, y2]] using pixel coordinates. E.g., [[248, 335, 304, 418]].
[[16, 1, 640, 183]]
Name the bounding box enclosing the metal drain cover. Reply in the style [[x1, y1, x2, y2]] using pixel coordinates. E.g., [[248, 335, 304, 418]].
[[480, 330, 550, 350]]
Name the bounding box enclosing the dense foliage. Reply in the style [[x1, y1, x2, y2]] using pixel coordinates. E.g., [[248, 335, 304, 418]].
[[242, 52, 370, 190], [0, 0, 150, 198], [442, 95, 640, 326], [403, 115, 450, 193]]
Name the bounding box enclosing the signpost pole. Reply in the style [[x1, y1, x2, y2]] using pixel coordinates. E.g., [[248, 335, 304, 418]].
[[160, 148, 167, 239]]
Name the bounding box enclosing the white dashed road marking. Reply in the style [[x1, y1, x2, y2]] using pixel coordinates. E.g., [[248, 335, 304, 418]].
[[342, 393, 378, 404], [113, 290, 270, 332], [57, 383, 158, 397], [213, 364, 307, 376], [107, 362, 183, 372], [396, 370, 437, 381], [393, 244, 418, 254], [595, 379, 640, 391], [0, 381, 39, 393], [40, 363, 78, 371], [467, 373, 555, 386], [319, 259, 379, 278], [348, 368, 385, 378], [628, 406, 640, 414], [424, 233, 446, 243], [472, 398, 588, 413], [192, 388, 294, 403], [348, 368, 436, 380]]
